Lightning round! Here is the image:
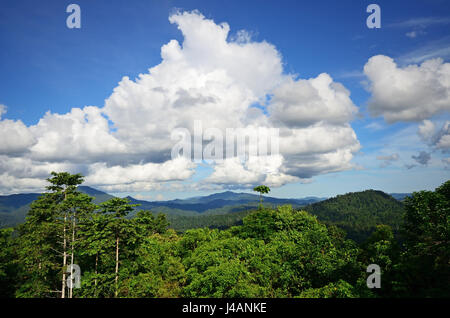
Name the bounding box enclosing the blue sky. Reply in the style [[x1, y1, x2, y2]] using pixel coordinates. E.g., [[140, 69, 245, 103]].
[[0, 0, 449, 200]]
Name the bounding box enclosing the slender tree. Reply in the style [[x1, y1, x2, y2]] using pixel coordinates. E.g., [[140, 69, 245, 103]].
[[253, 185, 271, 206], [45, 172, 84, 298], [99, 198, 139, 297], [62, 193, 96, 298]]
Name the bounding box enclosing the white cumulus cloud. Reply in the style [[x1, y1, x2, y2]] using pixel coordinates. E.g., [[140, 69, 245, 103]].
[[269, 74, 358, 128], [364, 55, 450, 122], [0, 105, 36, 155]]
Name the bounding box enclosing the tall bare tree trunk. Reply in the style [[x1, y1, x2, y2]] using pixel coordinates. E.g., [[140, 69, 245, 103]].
[[61, 213, 67, 298], [94, 252, 98, 286], [69, 212, 76, 298], [115, 236, 119, 298]]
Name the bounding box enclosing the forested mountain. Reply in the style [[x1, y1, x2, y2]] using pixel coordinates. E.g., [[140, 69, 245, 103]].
[[303, 190, 405, 242]]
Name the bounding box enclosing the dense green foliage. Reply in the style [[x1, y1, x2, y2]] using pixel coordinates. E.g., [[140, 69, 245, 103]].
[[166, 210, 250, 232], [396, 181, 450, 297], [0, 173, 448, 298]]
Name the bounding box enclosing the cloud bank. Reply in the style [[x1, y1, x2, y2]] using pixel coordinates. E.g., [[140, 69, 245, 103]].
[[0, 10, 364, 194]]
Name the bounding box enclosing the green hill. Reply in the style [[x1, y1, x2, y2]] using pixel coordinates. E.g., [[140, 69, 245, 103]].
[[303, 190, 405, 242]]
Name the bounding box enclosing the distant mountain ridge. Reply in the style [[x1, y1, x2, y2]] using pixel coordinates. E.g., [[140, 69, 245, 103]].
[[0, 187, 114, 227], [124, 191, 325, 216], [77, 186, 115, 203], [0, 186, 409, 233], [0, 193, 41, 213], [0, 186, 325, 227]]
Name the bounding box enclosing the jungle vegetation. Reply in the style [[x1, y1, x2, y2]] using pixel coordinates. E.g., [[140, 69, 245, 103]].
[[0, 173, 448, 298]]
